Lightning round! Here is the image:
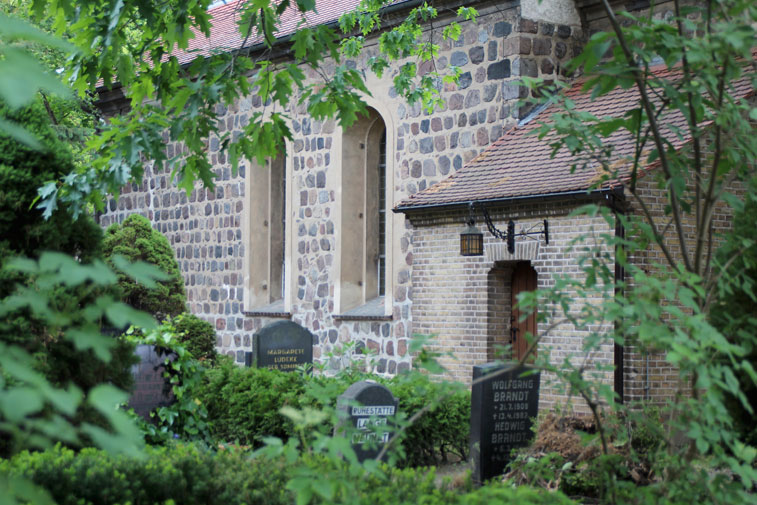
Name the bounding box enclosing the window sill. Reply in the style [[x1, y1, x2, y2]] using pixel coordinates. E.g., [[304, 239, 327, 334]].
[[243, 299, 291, 318], [334, 296, 392, 321]]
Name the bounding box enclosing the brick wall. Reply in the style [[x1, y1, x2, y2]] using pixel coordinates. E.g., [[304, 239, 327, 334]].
[[407, 196, 615, 411], [622, 161, 747, 405]]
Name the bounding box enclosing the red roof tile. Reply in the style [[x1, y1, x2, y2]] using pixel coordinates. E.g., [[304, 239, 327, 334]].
[[395, 66, 754, 210], [174, 0, 377, 65]]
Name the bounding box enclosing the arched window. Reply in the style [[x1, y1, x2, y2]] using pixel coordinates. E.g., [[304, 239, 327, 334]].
[[338, 107, 390, 313], [243, 154, 288, 311]]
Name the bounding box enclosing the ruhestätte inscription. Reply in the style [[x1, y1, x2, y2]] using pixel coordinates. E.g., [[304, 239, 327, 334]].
[[245, 320, 313, 372], [337, 380, 398, 462], [127, 344, 174, 421], [470, 362, 540, 483]]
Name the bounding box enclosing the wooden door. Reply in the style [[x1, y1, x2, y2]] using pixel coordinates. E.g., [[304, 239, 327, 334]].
[[510, 262, 537, 361]]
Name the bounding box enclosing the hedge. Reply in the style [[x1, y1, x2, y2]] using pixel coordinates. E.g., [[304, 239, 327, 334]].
[[2, 444, 577, 505], [2, 444, 289, 505]]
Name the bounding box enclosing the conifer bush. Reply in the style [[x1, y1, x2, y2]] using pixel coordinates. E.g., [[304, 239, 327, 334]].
[[0, 102, 138, 457], [173, 312, 218, 363], [103, 214, 186, 320], [0, 102, 104, 346]]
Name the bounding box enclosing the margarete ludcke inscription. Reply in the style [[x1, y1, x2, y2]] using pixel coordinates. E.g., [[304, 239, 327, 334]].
[[244, 320, 313, 372], [337, 380, 398, 462], [471, 362, 541, 483]]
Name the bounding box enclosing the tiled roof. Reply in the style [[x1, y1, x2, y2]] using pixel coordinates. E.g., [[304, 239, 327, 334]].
[[173, 0, 373, 65], [395, 66, 754, 211]]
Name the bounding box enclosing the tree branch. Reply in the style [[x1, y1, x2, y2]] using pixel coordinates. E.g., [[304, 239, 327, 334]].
[[599, 0, 693, 273]]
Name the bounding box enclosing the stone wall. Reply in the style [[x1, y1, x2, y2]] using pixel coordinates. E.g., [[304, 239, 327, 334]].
[[97, 0, 586, 374]]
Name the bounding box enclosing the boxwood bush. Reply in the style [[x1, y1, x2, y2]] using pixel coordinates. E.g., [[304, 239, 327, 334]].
[[173, 312, 218, 363], [1, 444, 290, 505]]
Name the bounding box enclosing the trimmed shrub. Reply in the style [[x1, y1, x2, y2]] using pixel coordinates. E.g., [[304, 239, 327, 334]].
[[388, 372, 470, 466], [2, 443, 290, 505], [173, 312, 218, 362], [103, 213, 186, 320], [2, 444, 577, 505]]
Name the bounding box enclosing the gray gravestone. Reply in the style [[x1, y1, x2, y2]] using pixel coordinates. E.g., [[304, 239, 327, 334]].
[[337, 380, 398, 461], [127, 344, 174, 421], [470, 362, 541, 483], [245, 320, 313, 372]]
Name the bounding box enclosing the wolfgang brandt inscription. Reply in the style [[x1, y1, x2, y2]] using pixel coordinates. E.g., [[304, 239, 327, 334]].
[[245, 320, 313, 372], [470, 362, 541, 483], [337, 381, 398, 462], [127, 344, 174, 421]]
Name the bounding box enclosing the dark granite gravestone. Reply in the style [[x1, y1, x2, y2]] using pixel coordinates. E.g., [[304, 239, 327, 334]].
[[470, 362, 541, 483], [244, 320, 313, 372], [336, 380, 398, 462], [127, 344, 174, 421]]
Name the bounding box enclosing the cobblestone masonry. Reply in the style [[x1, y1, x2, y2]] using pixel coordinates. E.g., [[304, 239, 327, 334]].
[[97, 2, 585, 377]]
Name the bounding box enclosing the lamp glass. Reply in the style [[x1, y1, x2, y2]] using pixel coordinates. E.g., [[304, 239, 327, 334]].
[[460, 224, 483, 256]]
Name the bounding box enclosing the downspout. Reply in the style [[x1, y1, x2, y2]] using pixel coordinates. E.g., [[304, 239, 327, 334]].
[[610, 191, 626, 404]]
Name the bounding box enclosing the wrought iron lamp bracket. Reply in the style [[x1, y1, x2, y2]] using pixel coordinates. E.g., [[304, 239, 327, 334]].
[[476, 203, 550, 254]]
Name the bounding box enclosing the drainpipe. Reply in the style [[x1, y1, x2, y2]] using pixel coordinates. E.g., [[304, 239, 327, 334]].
[[609, 191, 626, 404], [644, 352, 650, 401]]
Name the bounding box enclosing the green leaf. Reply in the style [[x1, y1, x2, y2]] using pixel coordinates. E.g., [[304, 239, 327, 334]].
[[0, 13, 74, 51], [0, 47, 71, 109], [110, 255, 170, 288], [65, 328, 115, 361], [0, 388, 44, 422], [105, 302, 157, 330], [0, 474, 56, 505], [0, 117, 41, 149]]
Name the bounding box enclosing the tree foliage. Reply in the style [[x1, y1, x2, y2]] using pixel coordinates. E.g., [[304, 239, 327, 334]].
[[514, 0, 757, 503], [12, 0, 476, 218]]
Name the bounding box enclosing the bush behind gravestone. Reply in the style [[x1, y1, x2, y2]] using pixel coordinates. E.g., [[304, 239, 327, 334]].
[[173, 312, 218, 363], [194, 360, 470, 466], [102, 214, 186, 320], [196, 357, 306, 444], [387, 372, 470, 466]]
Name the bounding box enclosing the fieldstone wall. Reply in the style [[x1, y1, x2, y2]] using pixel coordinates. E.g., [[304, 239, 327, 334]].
[[96, 1, 586, 375]]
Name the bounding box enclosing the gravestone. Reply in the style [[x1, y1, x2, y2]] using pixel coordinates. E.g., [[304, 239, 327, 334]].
[[245, 320, 313, 372], [470, 362, 541, 483], [127, 344, 174, 421], [336, 380, 398, 462]]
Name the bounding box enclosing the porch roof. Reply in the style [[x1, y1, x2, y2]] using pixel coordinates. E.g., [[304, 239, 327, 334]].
[[394, 65, 754, 212]]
